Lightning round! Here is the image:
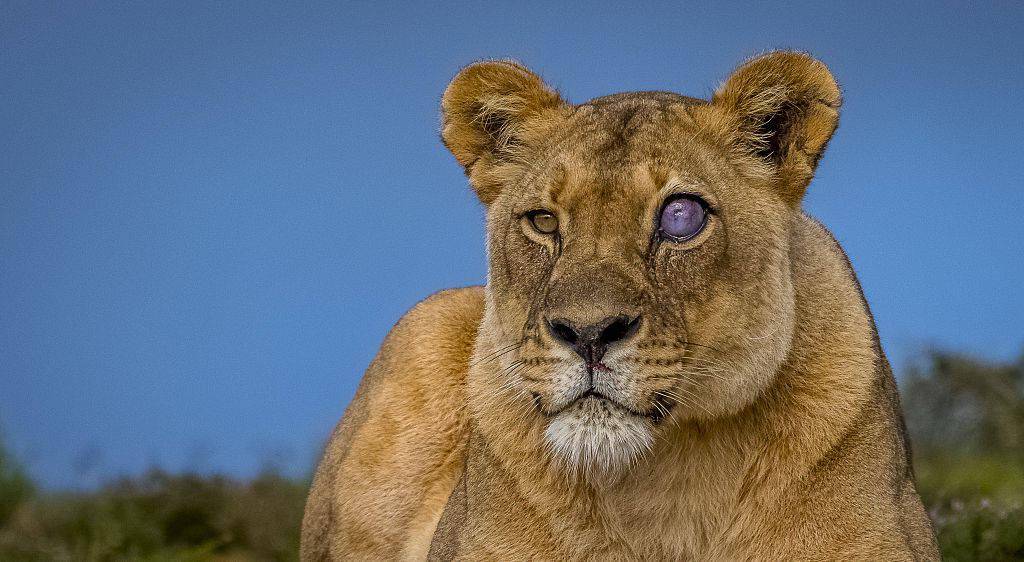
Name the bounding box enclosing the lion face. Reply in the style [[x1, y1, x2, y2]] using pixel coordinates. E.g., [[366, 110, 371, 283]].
[[442, 54, 840, 477]]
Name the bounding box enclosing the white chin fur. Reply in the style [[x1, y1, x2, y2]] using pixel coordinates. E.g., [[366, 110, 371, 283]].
[[544, 397, 653, 480]]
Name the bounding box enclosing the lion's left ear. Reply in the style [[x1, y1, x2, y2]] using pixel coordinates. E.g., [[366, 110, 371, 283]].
[[711, 51, 842, 205]]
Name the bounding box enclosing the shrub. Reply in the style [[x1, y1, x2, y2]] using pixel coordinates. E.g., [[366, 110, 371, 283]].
[[902, 348, 1024, 560], [0, 468, 306, 561], [0, 434, 34, 526]]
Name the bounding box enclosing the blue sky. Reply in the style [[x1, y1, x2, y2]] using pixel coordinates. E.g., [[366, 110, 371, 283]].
[[2, 2, 1022, 489]]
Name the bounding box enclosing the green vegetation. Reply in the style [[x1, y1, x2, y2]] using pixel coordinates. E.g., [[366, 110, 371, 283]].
[[1, 348, 1022, 560], [0, 468, 305, 561], [0, 434, 35, 528], [902, 349, 1024, 560]]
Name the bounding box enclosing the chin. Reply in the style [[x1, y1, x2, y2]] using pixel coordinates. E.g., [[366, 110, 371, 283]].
[[543, 396, 654, 482]]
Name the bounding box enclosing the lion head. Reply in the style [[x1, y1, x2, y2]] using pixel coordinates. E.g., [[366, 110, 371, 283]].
[[441, 52, 841, 479]]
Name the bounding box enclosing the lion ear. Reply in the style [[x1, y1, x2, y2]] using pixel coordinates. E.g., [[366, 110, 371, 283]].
[[441, 60, 569, 205], [711, 51, 842, 205]]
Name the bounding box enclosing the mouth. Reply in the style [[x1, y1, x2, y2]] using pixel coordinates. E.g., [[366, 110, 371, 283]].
[[540, 389, 673, 423], [580, 389, 607, 401]]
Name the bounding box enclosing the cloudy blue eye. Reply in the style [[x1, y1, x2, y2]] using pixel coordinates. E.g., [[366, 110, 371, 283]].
[[658, 195, 707, 241]]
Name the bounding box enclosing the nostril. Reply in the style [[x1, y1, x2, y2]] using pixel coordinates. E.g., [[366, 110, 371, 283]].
[[548, 318, 579, 345], [598, 315, 641, 346]]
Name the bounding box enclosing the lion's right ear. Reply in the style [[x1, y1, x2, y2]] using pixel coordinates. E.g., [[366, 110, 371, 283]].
[[441, 61, 569, 205]]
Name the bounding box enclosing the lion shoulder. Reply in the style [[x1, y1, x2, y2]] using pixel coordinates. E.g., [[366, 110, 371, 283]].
[[301, 286, 484, 560]]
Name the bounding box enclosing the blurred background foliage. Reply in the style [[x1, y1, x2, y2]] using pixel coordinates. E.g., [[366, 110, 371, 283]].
[[902, 349, 1024, 560], [2, 347, 1022, 561], [0, 461, 305, 561]]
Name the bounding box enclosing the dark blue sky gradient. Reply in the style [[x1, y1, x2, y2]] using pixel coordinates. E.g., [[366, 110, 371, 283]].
[[2, 2, 1022, 488]]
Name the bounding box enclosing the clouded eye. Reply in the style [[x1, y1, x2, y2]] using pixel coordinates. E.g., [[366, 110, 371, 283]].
[[527, 210, 559, 234], [658, 195, 707, 241]]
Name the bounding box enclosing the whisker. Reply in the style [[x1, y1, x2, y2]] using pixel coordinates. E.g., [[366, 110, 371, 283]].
[[471, 341, 524, 366], [677, 340, 725, 354], [647, 366, 730, 383], [658, 387, 713, 418]]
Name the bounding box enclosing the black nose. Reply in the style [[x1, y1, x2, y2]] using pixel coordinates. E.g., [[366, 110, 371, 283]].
[[547, 315, 641, 366]]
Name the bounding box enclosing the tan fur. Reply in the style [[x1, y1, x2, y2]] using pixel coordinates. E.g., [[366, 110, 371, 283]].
[[302, 52, 939, 560]]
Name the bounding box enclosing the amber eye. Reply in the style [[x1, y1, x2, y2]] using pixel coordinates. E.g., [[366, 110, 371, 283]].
[[527, 210, 559, 234]]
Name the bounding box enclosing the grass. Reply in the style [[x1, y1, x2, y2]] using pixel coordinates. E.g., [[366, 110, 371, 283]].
[[915, 454, 1024, 561], [930, 499, 1024, 561], [916, 454, 1024, 509]]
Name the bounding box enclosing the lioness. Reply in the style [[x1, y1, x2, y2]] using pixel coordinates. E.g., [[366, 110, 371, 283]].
[[302, 51, 939, 560]]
